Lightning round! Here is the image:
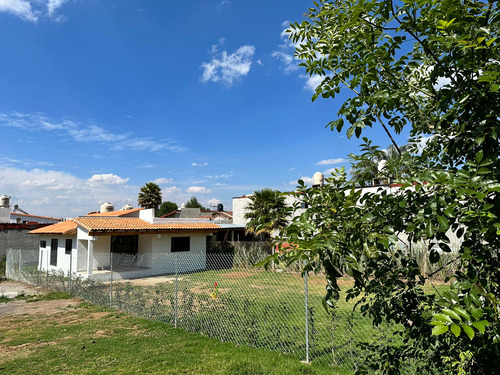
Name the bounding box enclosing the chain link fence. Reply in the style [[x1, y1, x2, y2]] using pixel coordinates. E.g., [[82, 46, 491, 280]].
[[5, 245, 386, 372]]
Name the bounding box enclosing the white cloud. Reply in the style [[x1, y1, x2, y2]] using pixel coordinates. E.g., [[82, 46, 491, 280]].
[[192, 162, 208, 167], [47, 0, 66, 16], [0, 112, 187, 153], [153, 178, 174, 185], [0, 166, 135, 217], [187, 186, 210, 194], [87, 174, 129, 185], [301, 74, 324, 92], [316, 158, 346, 165], [272, 51, 299, 73], [0, 0, 37, 22], [0, 0, 70, 22], [206, 172, 233, 179], [206, 198, 221, 207], [201, 40, 255, 86]]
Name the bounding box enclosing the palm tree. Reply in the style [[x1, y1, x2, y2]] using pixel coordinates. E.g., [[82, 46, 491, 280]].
[[137, 182, 162, 213], [349, 138, 412, 186], [244, 188, 289, 235]]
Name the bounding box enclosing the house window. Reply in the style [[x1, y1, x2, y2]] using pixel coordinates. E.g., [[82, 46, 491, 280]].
[[65, 239, 73, 255], [111, 235, 138, 255], [300, 202, 309, 209], [171, 237, 190, 252], [50, 239, 58, 266], [40, 240, 46, 248]]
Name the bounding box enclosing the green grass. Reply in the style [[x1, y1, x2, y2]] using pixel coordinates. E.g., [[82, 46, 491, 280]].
[[0, 299, 348, 375], [14, 265, 451, 372]]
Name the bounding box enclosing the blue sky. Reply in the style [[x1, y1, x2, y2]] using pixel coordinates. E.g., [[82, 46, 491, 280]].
[[0, 0, 409, 218]]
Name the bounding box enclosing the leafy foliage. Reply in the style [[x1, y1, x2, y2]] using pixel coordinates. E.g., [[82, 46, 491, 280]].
[[185, 196, 207, 210], [244, 188, 291, 235], [157, 201, 178, 217], [266, 0, 500, 373], [138, 182, 162, 212]]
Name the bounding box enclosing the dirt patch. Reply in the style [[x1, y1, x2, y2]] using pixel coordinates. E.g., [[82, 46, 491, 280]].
[[0, 298, 82, 316], [113, 276, 180, 287], [0, 280, 49, 299]]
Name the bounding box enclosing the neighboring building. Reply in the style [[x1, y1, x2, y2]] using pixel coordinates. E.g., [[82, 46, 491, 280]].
[[232, 174, 462, 249], [161, 206, 233, 223], [0, 194, 60, 257], [29, 207, 221, 281]]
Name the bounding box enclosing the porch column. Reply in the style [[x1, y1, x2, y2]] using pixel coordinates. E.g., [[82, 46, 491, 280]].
[[87, 237, 94, 276]]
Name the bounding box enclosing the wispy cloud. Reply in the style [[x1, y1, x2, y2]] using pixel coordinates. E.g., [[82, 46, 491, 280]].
[[0, 0, 69, 22], [0, 112, 187, 153], [272, 21, 302, 74], [206, 171, 233, 179], [201, 39, 255, 87], [0, 0, 37, 22], [153, 178, 174, 185], [0, 155, 55, 168], [216, 0, 230, 11], [192, 162, 208, 167], [316, 158, 346, 165]]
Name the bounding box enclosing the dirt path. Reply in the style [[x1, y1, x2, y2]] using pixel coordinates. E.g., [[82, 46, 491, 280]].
[[0, 280, 81, 316]]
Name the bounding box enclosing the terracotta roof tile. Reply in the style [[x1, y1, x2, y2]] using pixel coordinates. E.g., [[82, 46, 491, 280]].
[[28, 220, 78, 235], [85, 208, 144, 217], [73, 217, 220, 234]]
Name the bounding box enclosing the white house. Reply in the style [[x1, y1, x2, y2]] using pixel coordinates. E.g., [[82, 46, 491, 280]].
[[29, 207, 221, 281]]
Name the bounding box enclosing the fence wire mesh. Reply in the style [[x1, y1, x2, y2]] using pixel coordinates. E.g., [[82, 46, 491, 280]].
[[5, 245, 388, 372]]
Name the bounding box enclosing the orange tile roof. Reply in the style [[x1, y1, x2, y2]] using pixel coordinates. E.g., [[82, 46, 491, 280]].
[[73, 217, 220, 234], [28, 220, 78, 235], [85, 208, 144, 217]]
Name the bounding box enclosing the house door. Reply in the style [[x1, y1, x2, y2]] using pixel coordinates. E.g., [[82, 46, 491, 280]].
[[110, 235, 138, 255]]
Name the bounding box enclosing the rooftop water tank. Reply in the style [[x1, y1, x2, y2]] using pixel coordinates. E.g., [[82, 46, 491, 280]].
[[121, 204, 133, 211], [313, 172, 325, 187], [0, 195, 10, 208], [217, 203, 224, 212], [100, 202, 114, 213]]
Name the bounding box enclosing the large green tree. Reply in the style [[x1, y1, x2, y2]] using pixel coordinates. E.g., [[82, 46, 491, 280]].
[[137, 182, 162, 213], [267, 1, 499, 373], [157, 201, 178, 217], [185, 196, 207, 210]]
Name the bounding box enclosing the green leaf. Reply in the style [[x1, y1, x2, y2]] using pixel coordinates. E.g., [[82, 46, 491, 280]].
[[475, 150, 484, 164], [442, 308, 461, 321], [437, 215, 449, 230], [462, 325, 475, 340], [450, 324, 461, 337], [433, 313, 452, 323], [472, 320, 489, 334], [432, 325, 449, 336]]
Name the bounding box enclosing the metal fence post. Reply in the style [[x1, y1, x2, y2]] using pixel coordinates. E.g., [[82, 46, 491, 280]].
[[109, 252, 113, 308], [18, 250, 22, 281], [175, 252, 178, 328], [69, 249, 72, 293], [304, 267, 310, 363]]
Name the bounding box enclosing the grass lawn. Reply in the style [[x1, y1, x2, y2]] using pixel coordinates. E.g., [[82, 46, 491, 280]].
[[0, 292, 349, 375]]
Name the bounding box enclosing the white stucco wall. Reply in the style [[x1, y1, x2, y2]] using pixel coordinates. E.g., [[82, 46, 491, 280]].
[[38, 234, 77, 274]]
